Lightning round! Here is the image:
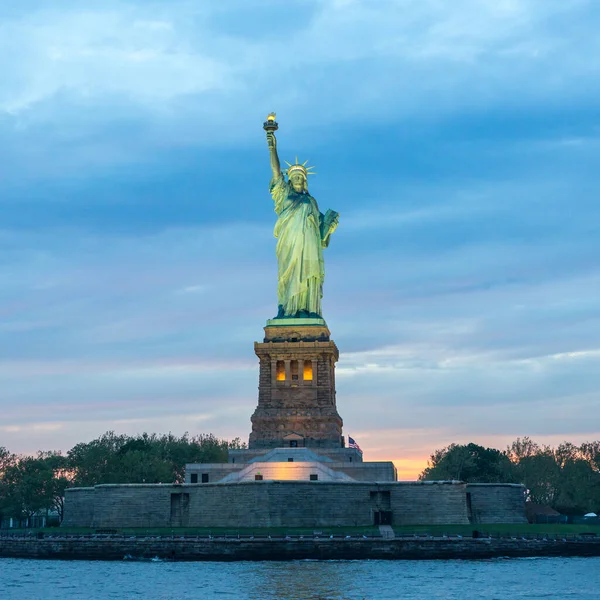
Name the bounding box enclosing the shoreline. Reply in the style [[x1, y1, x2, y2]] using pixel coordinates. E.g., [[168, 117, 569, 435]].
[[2, 535, 600, 561]]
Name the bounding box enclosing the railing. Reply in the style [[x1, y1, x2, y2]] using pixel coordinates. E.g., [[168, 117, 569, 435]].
[[0, 529, 598, 541]]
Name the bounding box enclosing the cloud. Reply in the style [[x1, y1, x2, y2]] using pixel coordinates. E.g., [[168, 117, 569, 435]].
[[2, 1, 598, 133], [1, 0, 600, 459], [0, 6, 234, 115]]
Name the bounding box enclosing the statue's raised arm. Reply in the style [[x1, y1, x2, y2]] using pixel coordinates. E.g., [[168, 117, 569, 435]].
[[266, 131, 281, 180], [262, 113, 339, 320]]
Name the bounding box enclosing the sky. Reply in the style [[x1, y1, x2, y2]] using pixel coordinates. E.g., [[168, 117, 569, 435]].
[[1, 0, 599, 478]]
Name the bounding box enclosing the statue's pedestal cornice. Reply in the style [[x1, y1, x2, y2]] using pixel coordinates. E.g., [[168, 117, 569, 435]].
[[266, 317, 326, 327], [263, 318, 330, 343]]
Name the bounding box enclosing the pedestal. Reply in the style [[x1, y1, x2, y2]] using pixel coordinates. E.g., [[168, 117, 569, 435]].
[[248, 320, 344, 450]]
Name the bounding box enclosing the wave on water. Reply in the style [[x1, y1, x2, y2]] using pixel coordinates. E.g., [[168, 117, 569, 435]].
[[122, 554, 171, 562]]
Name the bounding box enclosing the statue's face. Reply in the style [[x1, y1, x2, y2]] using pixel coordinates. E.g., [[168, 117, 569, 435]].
[[290, 172, 306, 193]]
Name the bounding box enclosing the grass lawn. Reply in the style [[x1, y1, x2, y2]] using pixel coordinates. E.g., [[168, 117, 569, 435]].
[[390, 523, 600, 536]]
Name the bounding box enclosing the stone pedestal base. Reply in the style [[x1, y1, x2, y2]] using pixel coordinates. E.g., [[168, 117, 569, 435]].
[[249, 322, 343, 450]]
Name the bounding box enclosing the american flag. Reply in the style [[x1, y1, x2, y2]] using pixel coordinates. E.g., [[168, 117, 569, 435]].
[[348, 436, 362, 453]]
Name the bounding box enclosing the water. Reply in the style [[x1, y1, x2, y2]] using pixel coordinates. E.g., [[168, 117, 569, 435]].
[[1, 557, 599, 599]]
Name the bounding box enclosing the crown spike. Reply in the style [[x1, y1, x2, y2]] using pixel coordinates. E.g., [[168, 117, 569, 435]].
[[284, 157, 317, 178]]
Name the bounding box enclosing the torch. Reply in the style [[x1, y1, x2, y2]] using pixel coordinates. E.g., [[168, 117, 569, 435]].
[[263, 112, 278, 133], [263, 112, 278, 149]]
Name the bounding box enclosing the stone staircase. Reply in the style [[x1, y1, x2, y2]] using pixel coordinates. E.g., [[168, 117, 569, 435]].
[[379, 525, 395, 539]]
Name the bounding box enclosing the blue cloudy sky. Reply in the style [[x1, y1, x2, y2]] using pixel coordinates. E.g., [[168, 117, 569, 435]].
[[1, 0, 599, 477]]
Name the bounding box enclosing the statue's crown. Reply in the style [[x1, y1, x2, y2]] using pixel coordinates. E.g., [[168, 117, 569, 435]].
[[285, 157, 315, 178]]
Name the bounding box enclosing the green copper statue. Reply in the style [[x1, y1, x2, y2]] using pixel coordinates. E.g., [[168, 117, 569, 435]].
[[265, 114, 339, 319]]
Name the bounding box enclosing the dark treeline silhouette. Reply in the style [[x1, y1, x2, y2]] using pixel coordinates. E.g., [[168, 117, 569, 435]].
[[0, 431, 245, 524], [420, 437, 600, 515]]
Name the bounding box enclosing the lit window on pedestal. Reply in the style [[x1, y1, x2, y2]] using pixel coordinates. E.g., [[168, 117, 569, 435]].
[[291, 360, 299, 380], [303, 360, 313, 381], [276, 361, 285, 381]]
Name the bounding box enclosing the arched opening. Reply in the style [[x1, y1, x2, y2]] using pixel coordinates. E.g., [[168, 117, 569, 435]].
[[303, 360, 313, 381], [276, 361, 285, 381], [290, 360, 299, 381]]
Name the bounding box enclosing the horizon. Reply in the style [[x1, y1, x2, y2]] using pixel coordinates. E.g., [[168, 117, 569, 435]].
[[1, 1, 600, 481]]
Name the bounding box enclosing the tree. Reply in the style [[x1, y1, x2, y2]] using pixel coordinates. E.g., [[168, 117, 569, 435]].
[[1, 453, 70, 523], [0, 447, 16, 523], [421, 438, 600, 514], [68, 431, 246, 487], [420, 443, 515, 483], [68, 431, 132, 487], [506, 437, 540, 463], [554, 457, 599, 514], [517, 450, 560, 506], [580, 441, 600, 472]]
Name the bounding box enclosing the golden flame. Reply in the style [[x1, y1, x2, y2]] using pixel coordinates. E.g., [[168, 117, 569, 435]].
[[267, 112, 276, 122]]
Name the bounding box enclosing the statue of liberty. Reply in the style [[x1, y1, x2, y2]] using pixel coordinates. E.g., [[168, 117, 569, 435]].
[[264, 114, 339, 319]]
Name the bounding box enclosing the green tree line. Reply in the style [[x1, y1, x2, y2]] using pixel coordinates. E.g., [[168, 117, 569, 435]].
[[420, 437, 600, 515], [0, 431, 244, 525]]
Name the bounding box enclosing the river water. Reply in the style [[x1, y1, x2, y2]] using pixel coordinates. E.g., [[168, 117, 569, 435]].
[[1, 557, 598, 599]]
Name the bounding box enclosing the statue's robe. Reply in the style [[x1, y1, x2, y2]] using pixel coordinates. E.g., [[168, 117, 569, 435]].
[[270, 174, 325, 317]]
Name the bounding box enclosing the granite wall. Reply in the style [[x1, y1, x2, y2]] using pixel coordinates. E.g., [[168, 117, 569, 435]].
[[466, 483, 527, 524], [63, 481, 527, 529], [62, 487, 95, 528], [389, 482, 469, 525]]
